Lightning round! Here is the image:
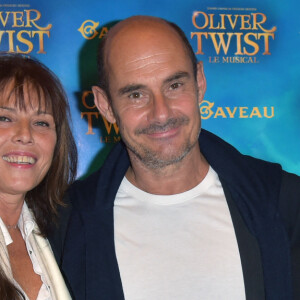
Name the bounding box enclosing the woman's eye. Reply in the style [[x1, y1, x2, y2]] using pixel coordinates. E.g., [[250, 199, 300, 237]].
[[35, 121, 50, 127], [0, 116, 11, 122]]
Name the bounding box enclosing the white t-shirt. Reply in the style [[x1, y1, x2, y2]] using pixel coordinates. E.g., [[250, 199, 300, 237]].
[[114, 167, 246, 300]]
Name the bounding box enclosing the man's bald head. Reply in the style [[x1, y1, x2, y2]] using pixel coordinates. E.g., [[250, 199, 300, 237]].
[[96, 16, 198, 101]]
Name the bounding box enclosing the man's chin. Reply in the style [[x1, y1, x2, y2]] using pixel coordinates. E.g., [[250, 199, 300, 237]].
[[139, 148, 191, 170]]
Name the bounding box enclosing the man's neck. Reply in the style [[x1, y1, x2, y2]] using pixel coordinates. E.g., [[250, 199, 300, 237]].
[[125, 148, 209, 195]]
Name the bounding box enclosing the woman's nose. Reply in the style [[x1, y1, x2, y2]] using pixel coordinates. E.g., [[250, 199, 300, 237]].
[[12, 121, 34, 145]]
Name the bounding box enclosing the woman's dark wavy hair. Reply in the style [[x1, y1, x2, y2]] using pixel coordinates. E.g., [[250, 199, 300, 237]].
[[0, 267, 25, 300], [0, 52, 78, 235]]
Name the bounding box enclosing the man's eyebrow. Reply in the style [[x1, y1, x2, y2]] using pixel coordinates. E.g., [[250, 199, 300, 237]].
[[164, 71, 190, 84], [118, 84, 147, 96]]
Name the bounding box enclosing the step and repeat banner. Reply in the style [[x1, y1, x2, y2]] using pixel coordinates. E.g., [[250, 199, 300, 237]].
[[1, 0, 299, 178]]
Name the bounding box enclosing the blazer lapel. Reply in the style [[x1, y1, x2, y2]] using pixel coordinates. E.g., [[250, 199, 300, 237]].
[[31, 230, 72, 300]]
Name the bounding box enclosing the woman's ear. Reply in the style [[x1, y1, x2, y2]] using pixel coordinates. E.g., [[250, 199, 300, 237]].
[[92, 86, 116, 123]]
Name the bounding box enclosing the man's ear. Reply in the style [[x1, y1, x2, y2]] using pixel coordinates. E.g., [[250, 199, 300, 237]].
[[92, 86, 116, 123], [196, 61, 207, 103]]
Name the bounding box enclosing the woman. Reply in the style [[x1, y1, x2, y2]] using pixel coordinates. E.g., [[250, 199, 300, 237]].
[[0, 53, 77, 300]]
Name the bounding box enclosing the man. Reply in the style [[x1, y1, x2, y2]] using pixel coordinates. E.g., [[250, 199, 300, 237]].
[[49, 16, 300, 300]]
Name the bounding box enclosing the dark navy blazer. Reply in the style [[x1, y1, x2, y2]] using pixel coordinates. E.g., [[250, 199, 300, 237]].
[[49, 129, 300, 300]]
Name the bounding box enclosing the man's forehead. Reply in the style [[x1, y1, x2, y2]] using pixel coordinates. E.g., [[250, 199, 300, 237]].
[[105, 18, 186, 69], [105, 17, 180, 56], [107, 16, 169, 40]]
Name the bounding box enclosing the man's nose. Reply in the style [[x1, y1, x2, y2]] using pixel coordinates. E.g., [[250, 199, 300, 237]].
[[149, 93, 172, 122]]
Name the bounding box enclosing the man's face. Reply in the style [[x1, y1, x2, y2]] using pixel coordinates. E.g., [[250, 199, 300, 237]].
[[101, 22, 205, 169]]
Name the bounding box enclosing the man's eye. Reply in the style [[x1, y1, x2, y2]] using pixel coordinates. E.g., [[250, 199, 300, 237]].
[[0, 116, 11, 122], [129, 92, 142, 99], [35, 121, 50, 127], [170, 82, 182, 90]]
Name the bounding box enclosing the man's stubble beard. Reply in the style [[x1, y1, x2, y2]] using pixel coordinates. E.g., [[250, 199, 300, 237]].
[[117, 115, 201, 170]]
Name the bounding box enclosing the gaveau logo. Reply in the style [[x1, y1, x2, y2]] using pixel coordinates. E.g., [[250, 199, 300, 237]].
[[78, 20, 107, 39], [200, 100, 274, 119]]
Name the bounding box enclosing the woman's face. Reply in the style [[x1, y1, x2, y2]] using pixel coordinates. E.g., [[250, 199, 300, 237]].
[[0, 80, 57, 201]]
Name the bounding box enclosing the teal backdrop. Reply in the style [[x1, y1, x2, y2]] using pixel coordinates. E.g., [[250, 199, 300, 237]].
[[1, 0, 299, 178]]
